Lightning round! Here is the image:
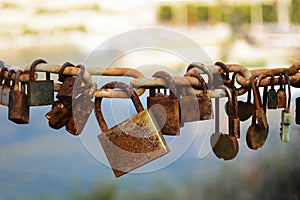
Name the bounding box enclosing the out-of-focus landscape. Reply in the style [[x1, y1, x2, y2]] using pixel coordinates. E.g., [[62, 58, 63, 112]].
[[1, 0, 300, 199]]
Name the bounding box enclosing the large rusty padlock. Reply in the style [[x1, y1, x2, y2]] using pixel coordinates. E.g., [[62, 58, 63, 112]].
[[8, 70, 29, 124], [27, 59, 54, 106], [45, 100, 72, 130], [147, 71, 180, 136], [0, 68, 8, 104], [1, 70, 15, 106], [56, 63, 84, 103], [95, 81, 170, 178], [277, 73, 286, 109], [180, 71, 213, 124], [210, 86, 239, 161], [267, 75, 277, 109], [246, 75, 269, 150], [66, 83, 96, 136], [280, 74, 291, 142]]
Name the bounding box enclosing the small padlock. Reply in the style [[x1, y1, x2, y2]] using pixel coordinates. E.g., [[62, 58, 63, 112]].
[[147, 71, 180, 136], [27, 59, 54, 106], [66, 83, 96, 136], [280, 74, 291, 142], [45, 101, 72, 130], [277, 73, 286, 109], [1, 70, 15, 106], [95, 81, 170, 178], [210, 86, 239, 161], [56, 63, 84, 102], [0, 68, 8, 104], [180, 72, 213, 124], [267, 75, 277, 109], [8, 70, 29, 124], [246, 75, 269, 150]]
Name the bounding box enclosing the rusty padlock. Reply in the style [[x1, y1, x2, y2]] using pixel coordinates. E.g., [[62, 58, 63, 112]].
[[147, 71, 180, 136], [27, 59, 54, 106], [267, 75, 277, 109], [277, 73, 286, 109], [210, 86, 239, 161], [66, 83, 96, 136], [8, 70, 29, 124], [1, 70, 15, 106], [56, 63, 84, 102], [280, 74, 291, 142], [0, 68, 8, 104], [95, 81, 170, 178], [180, 71, 213, 124], [246, 75, 269, 150], [45, 100, 72, 130]]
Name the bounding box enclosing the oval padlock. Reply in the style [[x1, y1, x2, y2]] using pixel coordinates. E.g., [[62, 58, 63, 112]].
[[8, 70, 29, 124], [95, 81, 170, 178], [147, 71, 180, 136], [277, 73, 286, 109], [210, 85, 239, 161], [1, 70, 15, 106], [246, 75, 269, 150], [27, 59, 54, 106]]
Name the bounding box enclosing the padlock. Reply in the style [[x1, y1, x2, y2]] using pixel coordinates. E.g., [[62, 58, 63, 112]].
[[95, 81, 170, 178], [277, 73, 286, 109], [280, 74, 291, 142], [147, 71, 180, 136], [45, 101, 72, 130], [267, 75, 277, 109], [246, 75, 269, 150], [0, 68, 8, 104], [1, 70, 15, 106], [56, 63, 84, 102], [210, 85, 239, 161], [66, 83, 96, 136], [8, 70, 29, 124], [180, 71, 213, 124], [27, 59, 54, 106]]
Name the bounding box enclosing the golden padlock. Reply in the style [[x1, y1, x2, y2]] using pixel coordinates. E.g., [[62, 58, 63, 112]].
[[95, 81, 170, 178]]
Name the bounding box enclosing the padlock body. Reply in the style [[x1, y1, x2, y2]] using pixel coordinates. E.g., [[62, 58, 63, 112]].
[[98, 109, 170, 178], [180, 95, 201, 123], [147, 96, 180, 136], [28, 80, 54, 106], [267, 89, 277, 109], [45, 101, 71, 129], [198, 93, 214, 120], [255, 109, 268, 129], [277, 89, 286, 108], [66, 96, 94, 135], [56, 77, 77, 102], [2, 86, 11, 106], [8, 90, 29, 124], [280, 109, 291, 142]]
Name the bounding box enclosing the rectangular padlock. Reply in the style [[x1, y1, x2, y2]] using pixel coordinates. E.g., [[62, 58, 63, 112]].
[[280, 109, 291, 142]]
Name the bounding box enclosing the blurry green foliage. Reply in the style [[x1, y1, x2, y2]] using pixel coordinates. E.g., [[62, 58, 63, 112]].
[[290, 0, 300, 24], [221, 4, 250, 26], [262, 3, 278, 23], [196, 6, 208, 22], [158, 5, 172, 22]]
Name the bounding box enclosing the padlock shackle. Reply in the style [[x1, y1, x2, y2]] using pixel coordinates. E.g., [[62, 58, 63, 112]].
[[284, 73, 291, 110], [95, 81, 144, 131], [215, 61, 230, 83], [59, 62, 75, 82], [30, 59, 49, 81], [13, 70, 21, 91], [186, 62, 213, 89], [6, 70, 15, 87], [251, 75, 265, 110], [270, 75, 275, 89], [152, 71, 177, 99], [0, 68, 8, 85], [184, 70, 208, 94]]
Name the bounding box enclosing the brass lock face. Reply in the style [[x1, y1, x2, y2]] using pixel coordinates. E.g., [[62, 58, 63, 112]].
[[27, 59, 54, 106], [8, 70, 29, 124], [147, 71, 180, 136], [96, 81, 170, 178], [277, 73, 286, 109]]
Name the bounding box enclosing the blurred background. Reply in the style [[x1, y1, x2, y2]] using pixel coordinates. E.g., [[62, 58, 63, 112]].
[[0, 0, 300, 199]]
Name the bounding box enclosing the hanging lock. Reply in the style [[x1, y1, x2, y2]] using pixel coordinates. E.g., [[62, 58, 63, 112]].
[[0, 68, 8, 105], [1, 70, 15, 106], [8, 70, 29, 124], [27, 59, 54, 106], [45, 101, 72, 130], [66, 82, 96, 136], [147, 71, 180, 136], [180, 71, 213, 124], [210, 85, 239, 161], [246, 75, 269, 150], [95, 81, 170, 178], [280, 74, 291, 142], [267, 75, 277, 109], [277, 73, 286, 109]]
